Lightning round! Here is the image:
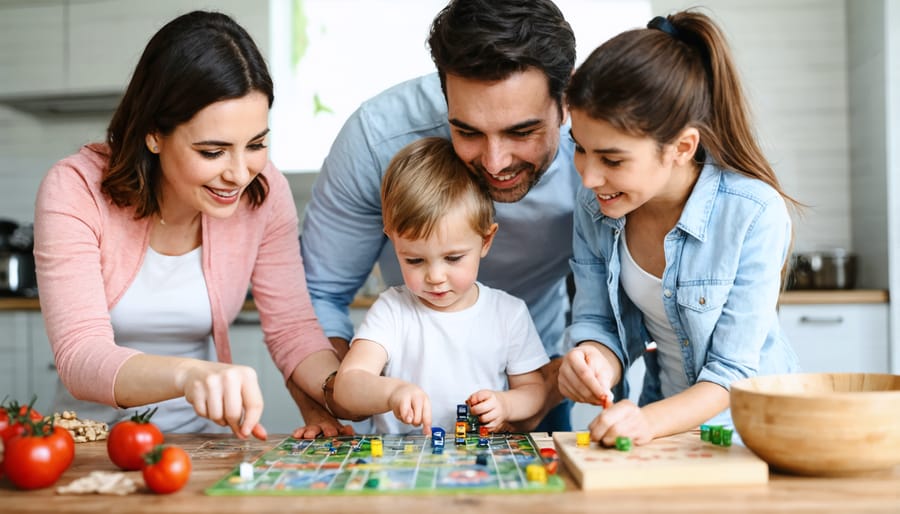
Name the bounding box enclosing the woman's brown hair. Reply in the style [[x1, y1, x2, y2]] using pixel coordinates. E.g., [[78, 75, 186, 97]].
[[102, 11, 274, 218]]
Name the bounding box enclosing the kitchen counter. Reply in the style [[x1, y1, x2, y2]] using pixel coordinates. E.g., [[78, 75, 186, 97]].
[[0, 290, 888, 312], [0, 433, 898, 513]]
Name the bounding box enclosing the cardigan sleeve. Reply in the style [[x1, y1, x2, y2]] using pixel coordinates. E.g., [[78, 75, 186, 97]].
[[248, 166, 335, 383], [33, 154, 141, 406]]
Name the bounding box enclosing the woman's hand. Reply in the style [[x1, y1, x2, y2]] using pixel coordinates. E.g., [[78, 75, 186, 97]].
[[558, 343, 619, 406], [178, 361, 266, 439]]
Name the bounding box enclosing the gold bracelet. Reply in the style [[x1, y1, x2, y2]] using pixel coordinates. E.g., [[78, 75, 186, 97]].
[[321, 370, 338, 418]]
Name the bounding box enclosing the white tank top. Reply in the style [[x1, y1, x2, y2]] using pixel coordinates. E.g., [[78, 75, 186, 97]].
[[618, 233, 691, 398], [53, 246, 227, 433]]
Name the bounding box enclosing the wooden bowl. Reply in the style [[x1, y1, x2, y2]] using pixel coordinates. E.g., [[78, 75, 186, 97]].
[[730, 373, 900, 476]]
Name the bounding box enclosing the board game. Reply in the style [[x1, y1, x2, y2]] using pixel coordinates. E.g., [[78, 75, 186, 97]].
[[206, 432, 564, 495], [553, 429, 768, 490]]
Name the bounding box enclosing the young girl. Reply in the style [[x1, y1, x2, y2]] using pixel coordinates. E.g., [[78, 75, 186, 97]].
[[558, 10, 799, 446], [333, 137, 549, 434]]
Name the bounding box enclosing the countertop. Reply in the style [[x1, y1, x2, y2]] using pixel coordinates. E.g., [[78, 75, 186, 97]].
[[0, 433, 897, 513], [0, 290, 889, 312]]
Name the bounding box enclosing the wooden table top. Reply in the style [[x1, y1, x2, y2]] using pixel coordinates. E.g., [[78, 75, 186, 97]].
[[1, 433, 898, 513]]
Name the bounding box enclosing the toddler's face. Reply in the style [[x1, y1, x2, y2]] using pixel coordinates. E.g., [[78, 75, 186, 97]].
[[391, 205, 494, 312]]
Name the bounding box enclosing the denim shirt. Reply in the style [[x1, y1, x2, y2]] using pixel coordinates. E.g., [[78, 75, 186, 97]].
[[566, 162, 799, 405], [301, 73, 582, 356]]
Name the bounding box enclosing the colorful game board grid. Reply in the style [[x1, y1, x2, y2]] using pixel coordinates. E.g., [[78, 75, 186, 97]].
[[206, 433, 565, 496]]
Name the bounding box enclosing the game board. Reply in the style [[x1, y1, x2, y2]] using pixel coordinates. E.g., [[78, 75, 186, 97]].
[[553, 430, 769, 490], [206, 433, 564, 495]]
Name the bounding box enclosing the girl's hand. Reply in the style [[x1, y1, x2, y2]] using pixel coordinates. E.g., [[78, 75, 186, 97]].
[[467, 390, 508, 431], [558, 345, 616, 405], [388, 383, 431, 434], [179, 361, 266, 439], [589, 399, 653, 446]]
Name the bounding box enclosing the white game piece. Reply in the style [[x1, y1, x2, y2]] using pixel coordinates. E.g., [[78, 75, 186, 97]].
[[239, 461, 254, 480]]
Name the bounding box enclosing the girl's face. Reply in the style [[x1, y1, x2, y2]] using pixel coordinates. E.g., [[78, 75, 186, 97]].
[[147, 92, 270, 222], [569, 110, 682, 219], [391, 205, 497, 312]]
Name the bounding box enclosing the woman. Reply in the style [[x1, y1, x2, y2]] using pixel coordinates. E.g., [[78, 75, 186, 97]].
[[34, 11, 349, 438]]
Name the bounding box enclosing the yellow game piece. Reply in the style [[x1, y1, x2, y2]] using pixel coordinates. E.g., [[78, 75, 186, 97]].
[[404, 444, 415, 453], [576, 431, 591, 447], [371, 438, 383, 457], [525, 463, 548, 484]]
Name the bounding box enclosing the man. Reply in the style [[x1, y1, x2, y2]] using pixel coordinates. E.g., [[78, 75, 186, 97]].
[[300, 0, 580, 433]]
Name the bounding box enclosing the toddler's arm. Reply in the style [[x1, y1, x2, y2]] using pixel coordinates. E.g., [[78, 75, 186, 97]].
[[467, 370, 545, 431]]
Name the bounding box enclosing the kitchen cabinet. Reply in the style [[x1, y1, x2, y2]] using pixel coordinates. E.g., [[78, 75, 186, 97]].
[[0, 311, 57, 414], [0, 3, 65, 97], [0, 0, 269, 103], [779, 302, 890, 374]]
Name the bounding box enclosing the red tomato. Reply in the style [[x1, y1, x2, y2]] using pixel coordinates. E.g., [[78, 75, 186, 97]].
[[107, 407, 164, 470], [3, 424, 75, 490], [142, 445, 191, 494], [0, 401, 44, 444]]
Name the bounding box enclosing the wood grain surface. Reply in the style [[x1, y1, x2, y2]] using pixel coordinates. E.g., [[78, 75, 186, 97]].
[[1, 433, 898, 513]]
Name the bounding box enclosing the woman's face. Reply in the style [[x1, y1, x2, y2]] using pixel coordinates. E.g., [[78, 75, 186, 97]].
[[148, 91, 270, 222]]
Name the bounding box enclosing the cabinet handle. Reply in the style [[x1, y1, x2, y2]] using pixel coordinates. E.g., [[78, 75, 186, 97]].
[[798, 316, 844, 324]]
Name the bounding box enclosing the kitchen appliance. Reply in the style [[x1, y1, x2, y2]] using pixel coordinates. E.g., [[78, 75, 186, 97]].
[[0, 219, 38, 297], [788, 250, 857, 290]]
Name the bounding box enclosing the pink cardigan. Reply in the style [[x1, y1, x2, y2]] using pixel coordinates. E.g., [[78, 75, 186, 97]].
[[34, 144, 334, 406]]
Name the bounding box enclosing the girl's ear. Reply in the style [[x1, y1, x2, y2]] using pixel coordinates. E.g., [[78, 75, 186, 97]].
[[673, 127, 700, 166], [481, 223, 499, 257]]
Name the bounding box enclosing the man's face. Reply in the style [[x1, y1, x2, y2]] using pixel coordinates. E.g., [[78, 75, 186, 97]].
[[445, 68, 565, 203]]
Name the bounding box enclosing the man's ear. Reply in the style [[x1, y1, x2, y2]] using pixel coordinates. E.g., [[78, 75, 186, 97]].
[[481, 223, 499, 257]]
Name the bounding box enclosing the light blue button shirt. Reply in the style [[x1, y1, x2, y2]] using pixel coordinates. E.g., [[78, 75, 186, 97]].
[[566, 162, 799, 407], [301, 73, 582, 356]]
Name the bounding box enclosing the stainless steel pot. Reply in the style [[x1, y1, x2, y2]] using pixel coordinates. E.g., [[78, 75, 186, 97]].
[[0, 219, 37, 297], [788, 250, 857, 290]]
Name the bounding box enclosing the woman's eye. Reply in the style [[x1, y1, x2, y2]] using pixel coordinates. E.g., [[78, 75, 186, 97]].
[[249, 142, 268, 151], [200, 150, 223, 159]]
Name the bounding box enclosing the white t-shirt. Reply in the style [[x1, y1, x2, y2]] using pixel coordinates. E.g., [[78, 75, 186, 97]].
[[53, 246, 226, 434], [619, 235, 691, 398], [353, 283, 549, 434]]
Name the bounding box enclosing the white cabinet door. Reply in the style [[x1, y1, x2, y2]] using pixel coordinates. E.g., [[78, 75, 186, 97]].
[[0, 312, 31, 404], [67, 0, 270, 92], [28, 312, 58, 415], [779, 303, 889, 373], [0, 3, 65, 96], [228, 313, 304, 434]]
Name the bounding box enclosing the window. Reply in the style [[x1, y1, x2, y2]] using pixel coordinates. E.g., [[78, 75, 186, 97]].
[[268, 0, 652, 172]]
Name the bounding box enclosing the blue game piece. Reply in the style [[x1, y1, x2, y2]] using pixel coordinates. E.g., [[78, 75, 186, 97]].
[[476, 453, 488, 466], [355, 458, 368, 465]]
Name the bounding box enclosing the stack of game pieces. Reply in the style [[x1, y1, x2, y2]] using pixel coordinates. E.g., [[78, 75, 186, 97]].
[[699, 424, 733, 447]]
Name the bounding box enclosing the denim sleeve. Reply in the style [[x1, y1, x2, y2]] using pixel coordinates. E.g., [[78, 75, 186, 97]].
[[565, 197, 627, 370], [300, 107, 388, 342], [697, 194, 792, 388]]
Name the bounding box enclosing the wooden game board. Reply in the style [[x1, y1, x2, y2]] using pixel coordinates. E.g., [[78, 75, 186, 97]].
[[206, 433, 564, 495], [553, 429, 769, 490]]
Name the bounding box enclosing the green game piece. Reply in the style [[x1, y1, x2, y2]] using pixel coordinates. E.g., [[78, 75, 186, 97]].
[[721, 428, 733, 447], [710, 425, 723, 445], [615, 436, 632, 451], [700, 424, 710, 441], [364, 477, 379, 489]]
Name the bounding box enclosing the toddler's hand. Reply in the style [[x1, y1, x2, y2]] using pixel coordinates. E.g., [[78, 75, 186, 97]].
[[388, 382, 432, 433], [467, 390, 508, 431]]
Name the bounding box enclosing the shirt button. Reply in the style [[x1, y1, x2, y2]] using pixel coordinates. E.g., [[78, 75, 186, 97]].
[[683, 339, 690, 347], [614, 229, 621, 236], [699, 296, 706, 305], [664, 289, 673, 298]]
